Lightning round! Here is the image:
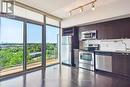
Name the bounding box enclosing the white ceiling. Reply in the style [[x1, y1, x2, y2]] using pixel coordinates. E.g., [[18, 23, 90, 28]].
[[17, 0, 118, 19]]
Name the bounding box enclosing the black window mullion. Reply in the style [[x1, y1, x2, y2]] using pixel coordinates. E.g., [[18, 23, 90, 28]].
[[23, 21, 27, 70], [42, 15, 46, 67]]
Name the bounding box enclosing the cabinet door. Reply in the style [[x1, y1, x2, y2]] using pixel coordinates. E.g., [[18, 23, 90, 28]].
[[62, 28, 73, 36], [125, 54, 130, 76], [124, 28, 130, 38], [97, 28, 108, 39], [112, 53, 127, 75]]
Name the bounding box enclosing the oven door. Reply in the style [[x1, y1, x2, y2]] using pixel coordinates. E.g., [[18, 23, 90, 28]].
[[79, 52, 94, 64], [79, 51, 94, 70]]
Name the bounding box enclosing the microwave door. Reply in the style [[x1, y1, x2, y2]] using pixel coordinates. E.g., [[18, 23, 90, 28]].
[[81, 30, 97, 40]]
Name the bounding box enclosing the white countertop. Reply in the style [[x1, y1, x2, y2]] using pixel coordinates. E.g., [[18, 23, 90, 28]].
[[95, 50, 130, 54]]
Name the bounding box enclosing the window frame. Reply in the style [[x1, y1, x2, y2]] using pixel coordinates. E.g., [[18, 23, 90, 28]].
[[0, 13, 45, 78], [0, 13, 61, 79]]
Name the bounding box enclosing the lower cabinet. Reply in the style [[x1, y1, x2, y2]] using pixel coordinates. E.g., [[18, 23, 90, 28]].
[[95, 52, 130, 77], [112, 53, 130, 77], [95, 52, 112, 72]]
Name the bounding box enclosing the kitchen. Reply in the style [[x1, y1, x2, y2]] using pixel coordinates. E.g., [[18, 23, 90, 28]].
[[61, 17, 130, 77], [1, 0, 130, 86]]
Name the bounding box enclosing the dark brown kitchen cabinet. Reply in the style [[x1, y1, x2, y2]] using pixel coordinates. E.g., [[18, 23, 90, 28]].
[[97, 27, 107, 39], [112, 53, 126, 75], [125, 54, 130, 76], [62, 27, 75, 36], [79, 17, 130, 39], [98, 18, 130, 39], [112, 53, 130, 77]]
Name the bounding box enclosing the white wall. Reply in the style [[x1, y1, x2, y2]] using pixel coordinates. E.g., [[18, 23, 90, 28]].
[[14, 5, 44, 23], [61, 0, 130, 28]]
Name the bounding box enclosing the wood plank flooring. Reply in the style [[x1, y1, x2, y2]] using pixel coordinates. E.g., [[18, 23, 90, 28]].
[[0, 65, 130, 87]]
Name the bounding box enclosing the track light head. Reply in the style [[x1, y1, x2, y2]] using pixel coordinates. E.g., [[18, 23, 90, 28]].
[[69, 11, 71, 16], [92, 3, 95, 11], [79, 7, 83, 12]]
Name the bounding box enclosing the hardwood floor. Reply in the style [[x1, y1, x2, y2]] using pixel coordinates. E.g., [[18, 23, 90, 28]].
[[0, 65, 130, 87]]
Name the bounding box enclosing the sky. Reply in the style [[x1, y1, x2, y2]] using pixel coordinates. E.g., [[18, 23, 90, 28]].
[[0, 17, 59, 44]]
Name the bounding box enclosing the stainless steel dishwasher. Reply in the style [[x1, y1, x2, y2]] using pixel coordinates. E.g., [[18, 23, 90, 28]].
[[95, 52, 112, 72]]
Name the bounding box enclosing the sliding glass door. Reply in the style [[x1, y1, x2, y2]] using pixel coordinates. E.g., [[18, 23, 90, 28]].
[[46, 25, 59, 65], [0, 17, 44, 76], [26, 23, 42, 69], [0, 15, 60, 77], [0, 17, 24, 76]]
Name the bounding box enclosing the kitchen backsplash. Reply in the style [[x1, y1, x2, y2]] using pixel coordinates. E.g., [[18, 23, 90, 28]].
[[83, 39, 130, 51]]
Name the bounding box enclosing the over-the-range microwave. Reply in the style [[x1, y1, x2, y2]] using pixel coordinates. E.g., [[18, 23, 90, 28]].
[[81, 30, 97, 40]]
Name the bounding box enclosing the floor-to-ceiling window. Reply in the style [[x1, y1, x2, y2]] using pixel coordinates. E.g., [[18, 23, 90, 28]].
[[0, 17, 24, 76], [27, 23, 42, 69], [46, 25, 59, 65], [0, 17, 44, 76], [0, 4, 60, 77], [0, 3, 45, 77], [46, 17, 60, 66]]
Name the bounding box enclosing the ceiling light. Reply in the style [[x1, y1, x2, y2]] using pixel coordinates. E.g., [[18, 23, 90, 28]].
[[69, 11, 71, 16], [79, 7, 83, 12], [92, 3, 95, 11]]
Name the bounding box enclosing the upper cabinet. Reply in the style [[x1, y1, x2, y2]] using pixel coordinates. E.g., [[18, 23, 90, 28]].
[[79, 17, 130, 39], [62, 27, 79, 36], [62, 27, 74, 36]]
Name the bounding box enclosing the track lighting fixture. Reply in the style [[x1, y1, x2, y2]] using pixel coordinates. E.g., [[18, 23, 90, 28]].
[[68, 0, 97, 16]]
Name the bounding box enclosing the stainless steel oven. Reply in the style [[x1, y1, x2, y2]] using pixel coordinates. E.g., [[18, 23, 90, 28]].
[[79, 51, 94, 70], [78, 44, 99, 70]]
